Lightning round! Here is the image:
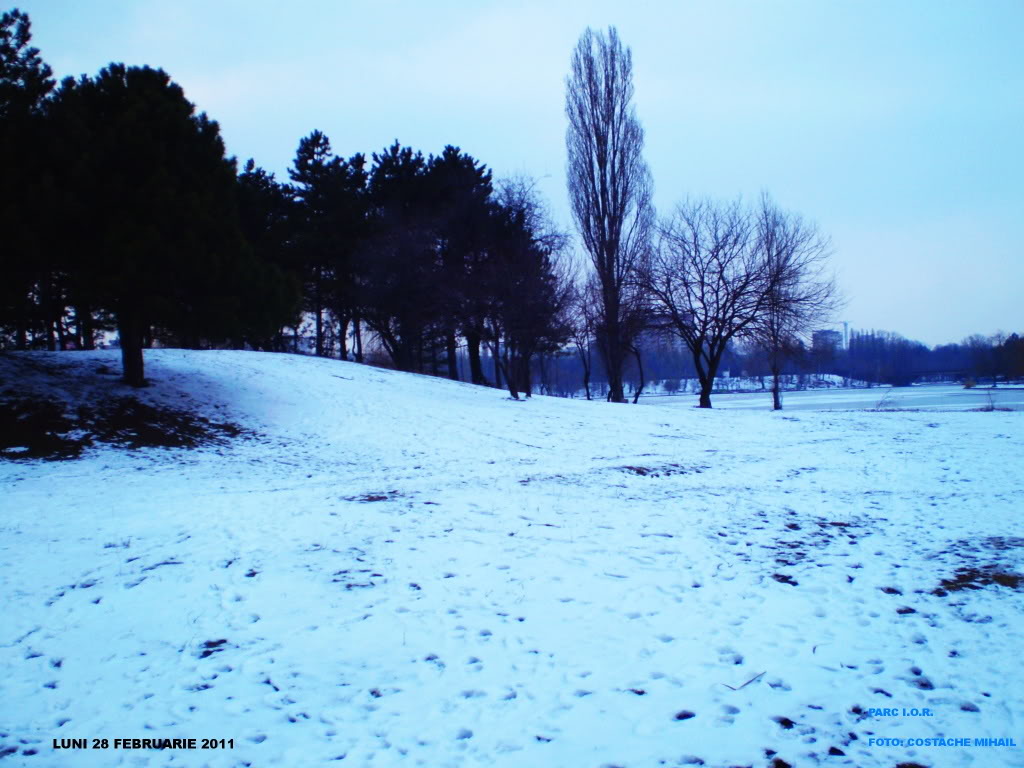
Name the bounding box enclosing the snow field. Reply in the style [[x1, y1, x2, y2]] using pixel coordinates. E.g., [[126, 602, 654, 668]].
[[1, 349, 1022, 767]]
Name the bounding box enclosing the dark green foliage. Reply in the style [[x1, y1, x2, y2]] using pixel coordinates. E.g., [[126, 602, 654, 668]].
[[288, 131, 367, 357], [351, 142, 571, 388], [0, 9, 576, 395], [0, 8, 52, 117], [44, 63, 299, 383], [0, 8, 55, 349], [483, 180, 573, 398], [360, 142, 438, 371], [236, 160, 302, 349], [47, 64, 251, 383], [427, 146, 493, 380]]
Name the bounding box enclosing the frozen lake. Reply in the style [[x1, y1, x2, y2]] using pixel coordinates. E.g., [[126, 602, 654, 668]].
[[640, 383, 1024, 411]]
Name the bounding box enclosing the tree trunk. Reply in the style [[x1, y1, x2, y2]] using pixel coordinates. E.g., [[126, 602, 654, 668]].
[[315, 305, 324, 357], [487, 338, 516, 399], [353, 316, 363, 363], [445, 332, 459, 380], [38, 277, 57, 351], [693, 351, 713, 408], [118, 310, 146, 388], [466, 332, 487, 385], [492, 341, 502, 389], [770, 360, 783, 410], [78, 305, 95, 350], [521, 354, 533, 398], [337, 315, 349, 360], [595, 314, 628, 403], [502, 345, 515, 397], [605, 338, 627, 402], [313, 264, 325, 357], [577, 342, 592, 400], [45, 320, 56, 352], [632, 346, 645, 404], [55, 314, 67, 351], [698, 381, 713, 408]]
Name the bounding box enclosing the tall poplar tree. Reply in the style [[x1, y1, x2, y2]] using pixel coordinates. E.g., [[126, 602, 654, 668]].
[[565, 26, 653, 403]]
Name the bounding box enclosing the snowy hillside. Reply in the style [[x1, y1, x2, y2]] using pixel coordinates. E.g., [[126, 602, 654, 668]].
[[1, 350, 1023, 768]]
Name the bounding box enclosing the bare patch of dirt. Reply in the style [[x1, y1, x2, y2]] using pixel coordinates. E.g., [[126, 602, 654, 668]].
[[931, 537, 1024, 596], [86, 397, 242, 449], [762, 518, 864, 567], [0, 394, 245, 461], [344, 491, 402, 503], [0, 397, 89, 460], [621, 463, 707, 477], [934, 567, 1023, 595]]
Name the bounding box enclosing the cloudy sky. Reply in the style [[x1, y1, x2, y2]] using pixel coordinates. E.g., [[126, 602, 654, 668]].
[[21, 0, 1022, 346]]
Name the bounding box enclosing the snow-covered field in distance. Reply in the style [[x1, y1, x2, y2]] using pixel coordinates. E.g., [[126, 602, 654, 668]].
[[641, 384, 1024, 412], [1, 350, 1022, 768]]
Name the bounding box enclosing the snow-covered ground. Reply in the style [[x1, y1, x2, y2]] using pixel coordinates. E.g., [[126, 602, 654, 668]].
[[1, 349, 1022, 768]]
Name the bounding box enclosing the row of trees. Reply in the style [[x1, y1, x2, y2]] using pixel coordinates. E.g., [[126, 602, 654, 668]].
[[3, 12, 851, 409], [565, 28, 1018, 403], [564, 27, 838, 409], [0, 9, 572, 398], [831, 330, 1024, 386], [277, 133, 573, 399], [530, 328, 1024, 399]]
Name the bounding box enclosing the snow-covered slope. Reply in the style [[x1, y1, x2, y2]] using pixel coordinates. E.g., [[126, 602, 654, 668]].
[[1, 350, 1022, 768]]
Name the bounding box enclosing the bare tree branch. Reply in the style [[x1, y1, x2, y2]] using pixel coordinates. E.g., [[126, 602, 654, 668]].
[[754, 193, 842, 409]]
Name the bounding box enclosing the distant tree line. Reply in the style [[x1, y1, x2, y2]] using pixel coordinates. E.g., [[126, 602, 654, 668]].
[[813, 330, 1024, 387], [528, 329, 1023, 398]]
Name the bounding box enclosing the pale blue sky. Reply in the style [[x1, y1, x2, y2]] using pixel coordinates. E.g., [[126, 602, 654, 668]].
[[20, 0, 1023, 345]]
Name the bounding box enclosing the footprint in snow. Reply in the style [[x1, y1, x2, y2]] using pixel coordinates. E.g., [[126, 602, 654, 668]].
[[717, 648, 743, 665]]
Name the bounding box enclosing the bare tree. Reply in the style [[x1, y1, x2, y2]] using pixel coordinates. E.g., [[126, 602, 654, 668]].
[[646, 198, 770, 408], [565, 26, 653, 404], [754, 194, 840, 409]]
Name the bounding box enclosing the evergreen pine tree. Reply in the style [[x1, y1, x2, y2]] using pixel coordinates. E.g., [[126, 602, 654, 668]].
[[0, 8, 55, 349], [49, 64, 251, 385]]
